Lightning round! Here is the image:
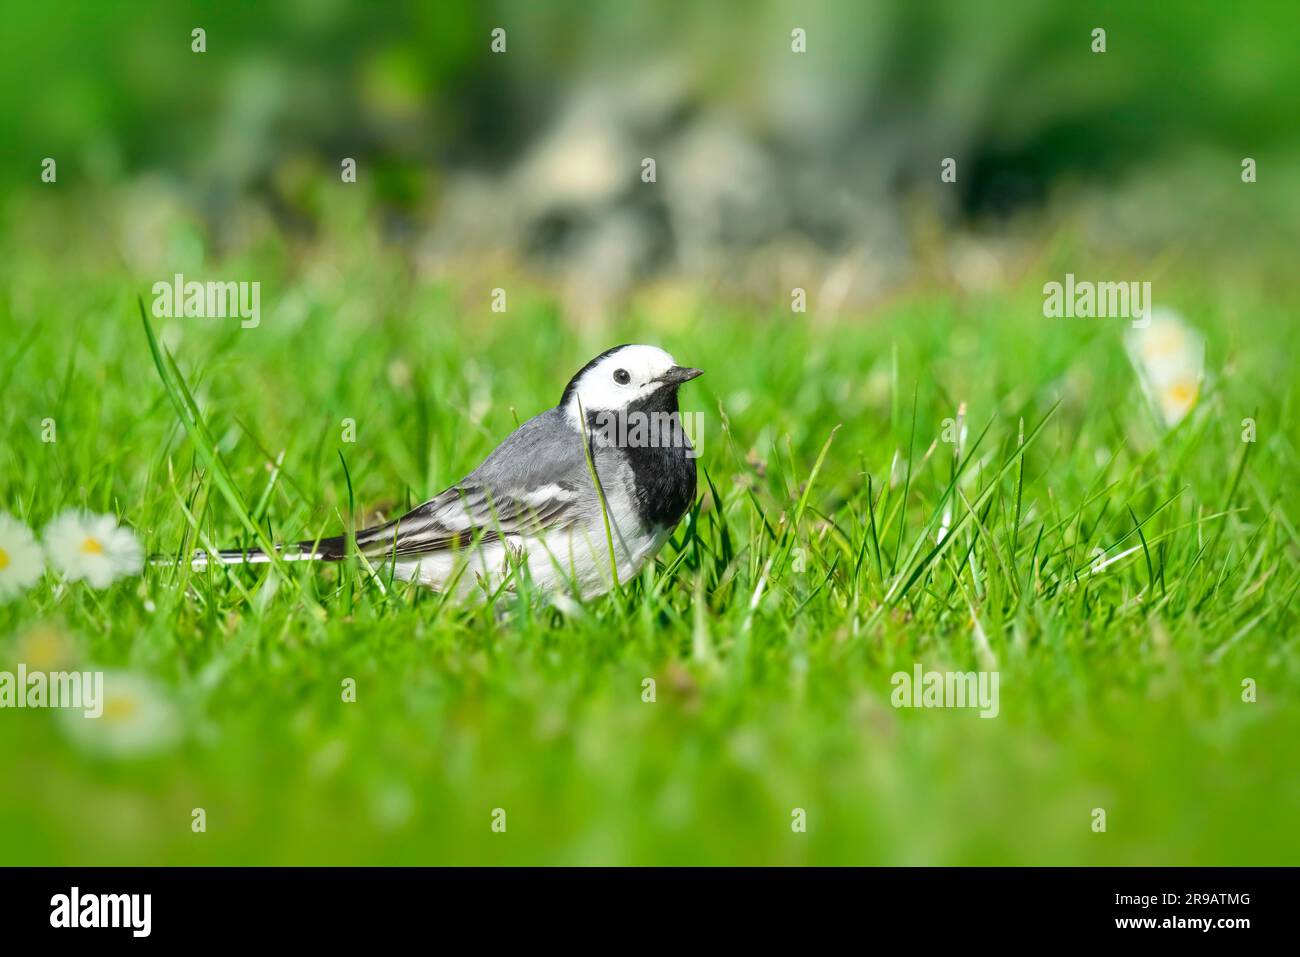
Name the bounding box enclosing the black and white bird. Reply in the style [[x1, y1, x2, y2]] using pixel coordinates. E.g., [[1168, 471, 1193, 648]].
[[194, 345, 702, 599]]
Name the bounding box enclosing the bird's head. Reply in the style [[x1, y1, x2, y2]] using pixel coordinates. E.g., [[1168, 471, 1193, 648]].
[[559, 344, 702, 417]]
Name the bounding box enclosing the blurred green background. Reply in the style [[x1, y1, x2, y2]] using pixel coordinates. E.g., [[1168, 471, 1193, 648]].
[[5, 0, 1299, 300], [1, 1, 1298, 865]]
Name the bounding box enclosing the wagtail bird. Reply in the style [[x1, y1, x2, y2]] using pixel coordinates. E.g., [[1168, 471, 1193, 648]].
[[193, 345, 703, 599]]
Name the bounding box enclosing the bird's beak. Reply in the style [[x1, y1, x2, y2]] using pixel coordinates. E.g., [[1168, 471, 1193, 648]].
[[660, 366, 704, 385]]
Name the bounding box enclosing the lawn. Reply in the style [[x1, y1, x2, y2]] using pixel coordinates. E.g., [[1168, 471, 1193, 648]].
[[1, 200, 1298, 865]]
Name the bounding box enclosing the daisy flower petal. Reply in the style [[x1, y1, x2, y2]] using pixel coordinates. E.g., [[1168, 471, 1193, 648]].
[[44, 511, 144, 589], [1125, 308, 1206, 429], [59, 670, 181, 759], [0, 513, 44, 600]]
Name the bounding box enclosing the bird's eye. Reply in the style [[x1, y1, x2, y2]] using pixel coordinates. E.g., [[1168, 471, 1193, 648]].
[[613, 368, 631, 385]]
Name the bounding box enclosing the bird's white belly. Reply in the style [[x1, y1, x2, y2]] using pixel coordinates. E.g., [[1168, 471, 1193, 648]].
[[390, 518, 673, 600]]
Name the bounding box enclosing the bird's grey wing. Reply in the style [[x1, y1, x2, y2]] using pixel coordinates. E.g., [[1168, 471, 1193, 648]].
[[350, 482, 580, 558], [346, 409, 597, 559]]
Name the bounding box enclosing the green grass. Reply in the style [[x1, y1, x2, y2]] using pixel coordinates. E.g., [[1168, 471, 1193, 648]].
[[2, 203, 1299, 865]]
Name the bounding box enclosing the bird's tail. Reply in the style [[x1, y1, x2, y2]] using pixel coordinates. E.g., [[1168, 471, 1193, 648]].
[[156, 533, 354, 569]]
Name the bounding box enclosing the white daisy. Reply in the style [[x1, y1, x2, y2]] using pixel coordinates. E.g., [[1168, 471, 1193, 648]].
[[0, 513, 44, 600], [59, 670, 181, 758], [44, 511, 144, 588], [1126, 308, 1205, 429]]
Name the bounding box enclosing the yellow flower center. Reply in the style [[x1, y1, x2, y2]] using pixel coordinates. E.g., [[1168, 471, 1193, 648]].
[[0, 547, 9, 571], [103, 696, 140, 722], [22, 628, 69, 668], [1165, 382, 1197, 406], [81, 537, 105, 555]]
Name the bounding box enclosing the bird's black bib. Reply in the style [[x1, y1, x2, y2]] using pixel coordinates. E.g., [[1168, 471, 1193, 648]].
[[589, 391, 696, 528]]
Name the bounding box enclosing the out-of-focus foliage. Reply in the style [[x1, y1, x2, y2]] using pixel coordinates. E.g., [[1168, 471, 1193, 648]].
[[4, 1, 1297, 276]]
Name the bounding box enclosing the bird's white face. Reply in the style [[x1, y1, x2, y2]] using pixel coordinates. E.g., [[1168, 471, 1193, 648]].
[[561, 344, 701, 415]]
